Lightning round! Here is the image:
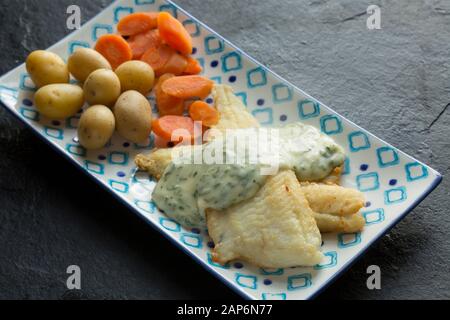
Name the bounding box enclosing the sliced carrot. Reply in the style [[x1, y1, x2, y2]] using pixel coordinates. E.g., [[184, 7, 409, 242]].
[[117, 12, 158, 36], [161, 75, 214, 99], [159, 53, 188, 76], [183, 57, 203, 75], [152, 116, 199, 143], [128, 29, 162, 59], [141, 44, 175, 76], [144, 12, 159, 23], [157, 12, 193, 55], [156, 74, 185, 116], [189, 101, 219, 127], [95, 34, 132, 69], [154, 133, 178, 148]]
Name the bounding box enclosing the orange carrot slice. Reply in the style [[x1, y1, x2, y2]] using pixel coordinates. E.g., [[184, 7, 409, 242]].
[[159, 53, 188, 76], [161, 75, 214, 99], [152, 116, 199, 143], [154, 133, 177, 148], [183, 57, 203, 75], [189, 101, 219, 127], [117, 12, 158, 36], [95, 34, 132, 70], [157, 12, 193, 55], [128, 29, 162, 59], [156, 74, 185, 116], [141, 44, 175, 76]]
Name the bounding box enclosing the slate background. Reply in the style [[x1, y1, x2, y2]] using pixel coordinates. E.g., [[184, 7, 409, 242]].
[[0, 0, 449, 300]]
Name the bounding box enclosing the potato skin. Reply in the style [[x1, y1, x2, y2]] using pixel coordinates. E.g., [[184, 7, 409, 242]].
[[83, 69, 121, 107], [115, 61, 155, 95], [34, 84, 84, 119], [26, 50, 70, 88], [114, 90, 152, 143], [78, 105, 115, 150], [68, 48, 112, 83]]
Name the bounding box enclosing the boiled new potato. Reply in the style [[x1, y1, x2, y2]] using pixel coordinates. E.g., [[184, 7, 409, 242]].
[[78, 105, 115, 150], [114, 90, 152, 143], [26, 50, 70, 88], [83, 69, 121, 107], [34, 84, 84, 119], [115, 61, 155, 94], [68, 48, 112, 83]]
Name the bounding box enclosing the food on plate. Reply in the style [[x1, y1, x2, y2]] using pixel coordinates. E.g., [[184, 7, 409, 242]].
[[313, 212, 365, 233], [155, 74, 185, 116], [128, 29, 162, 59], [135, 146, 364, 233], [83, 69, 121, 107], [68, 48, 112, 83], [95, 34, 132, 70], [152, 142, 268, 227], [152, 115, 200, 143], [26, 50, 70, 88], [159, 52, 188, 76], [78, 105, 115, 150], [136, 85, 365, 268], [188, 101, 220, 127], [24, 9, 366, 269], [210, 85, 260, 131], [321, 166, 343, 185], [136, 143, 365, 235], [157, 12, 193, 55], [147, 84, 347, 229], [113, 90, 153, 143], [141, 44, 177, 76], [161, 75, 214, 99], [141, 49, 195, 77], [300, 183, 365, 216], [34, 84, 84, 119], [115, 60, 155, 94], [94, 11, 199, 77], [301, 182, 365, 233], [184, 57, 203, 75], [135, 148, 175, 180], [150, 123, 346, 228], [117, 12, 158, 36], [207, 170, 323, 268]]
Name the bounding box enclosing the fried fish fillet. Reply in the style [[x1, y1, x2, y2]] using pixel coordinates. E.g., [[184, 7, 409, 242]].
[[301, 183, 365, 233], [211, 84, 260, 132], [206, 170, 324, 268], [301, 183, 365, 216], [314, 212, 365, 233]]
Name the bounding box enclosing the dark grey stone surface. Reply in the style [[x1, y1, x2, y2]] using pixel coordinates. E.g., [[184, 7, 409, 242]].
[[0, 0, 448, 300]]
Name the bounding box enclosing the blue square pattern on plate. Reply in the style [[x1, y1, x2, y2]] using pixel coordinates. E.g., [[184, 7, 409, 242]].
[[0, 0, 441, 300]]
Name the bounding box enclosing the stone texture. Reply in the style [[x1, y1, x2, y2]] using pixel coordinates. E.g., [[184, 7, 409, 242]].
[[0, 0, 448, 300]]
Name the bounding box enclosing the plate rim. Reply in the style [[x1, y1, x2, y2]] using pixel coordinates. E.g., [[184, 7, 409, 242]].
[[0, 0, 443, 300]]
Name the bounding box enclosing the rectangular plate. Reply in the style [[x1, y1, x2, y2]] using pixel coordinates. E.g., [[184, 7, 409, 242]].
[[0, 0, 442, 300]]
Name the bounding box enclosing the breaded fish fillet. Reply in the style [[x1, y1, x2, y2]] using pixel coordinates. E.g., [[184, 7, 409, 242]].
[[206, 170, 324, 268]]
